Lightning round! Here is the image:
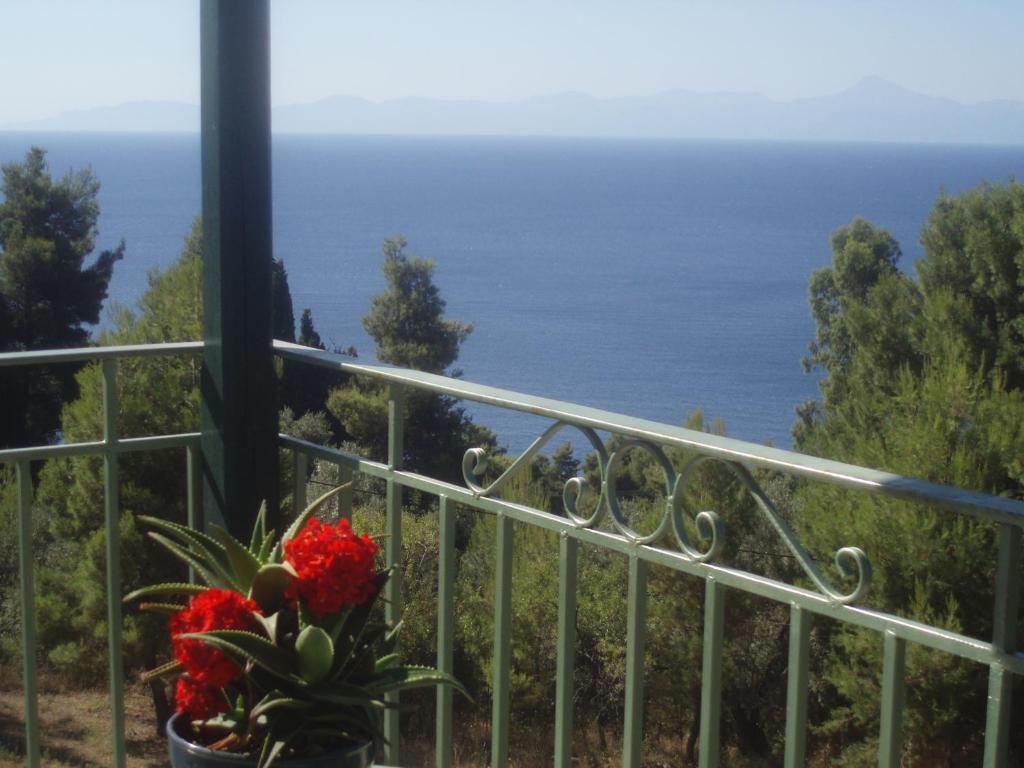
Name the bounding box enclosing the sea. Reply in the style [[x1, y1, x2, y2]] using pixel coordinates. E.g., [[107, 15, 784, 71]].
[[2, 133, 1022, 453]]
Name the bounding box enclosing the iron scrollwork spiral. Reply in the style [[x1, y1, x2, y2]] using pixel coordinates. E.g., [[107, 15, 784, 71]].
[[463, 421, 872, 605]]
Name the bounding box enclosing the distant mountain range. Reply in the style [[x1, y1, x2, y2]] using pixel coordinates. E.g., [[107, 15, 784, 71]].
[[4, 77, 1023, 144]]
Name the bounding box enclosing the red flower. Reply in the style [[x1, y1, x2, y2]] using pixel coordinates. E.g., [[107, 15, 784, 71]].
[[175, 676, 229, 720], [284, 518, 379, 616], [169, 588, 261, 687]]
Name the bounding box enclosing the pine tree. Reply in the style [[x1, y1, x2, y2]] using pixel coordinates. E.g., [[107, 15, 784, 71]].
[[0, 147, 123, 448], [327, 237, 494, 483]]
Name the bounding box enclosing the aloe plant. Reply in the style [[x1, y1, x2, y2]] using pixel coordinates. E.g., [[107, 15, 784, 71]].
[[125, 483, 465, 767]]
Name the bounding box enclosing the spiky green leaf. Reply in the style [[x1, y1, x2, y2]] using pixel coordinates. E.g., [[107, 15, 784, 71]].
[[138, 515, 232, 573], [249, 501, 268, 557], [363, 666, 470, 699], [212, 524, 261, 591], [250, 696, 311, 720], [178, 630, 296, 681], [139, 659, 182, 683], [123, 582, 207, 603], [146, 532, 236, 590]]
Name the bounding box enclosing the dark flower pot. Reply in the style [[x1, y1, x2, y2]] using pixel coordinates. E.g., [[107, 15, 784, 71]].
[[167, 714, 375, 768]]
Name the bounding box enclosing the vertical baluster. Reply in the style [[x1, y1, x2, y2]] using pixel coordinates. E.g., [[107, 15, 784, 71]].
[[878, 631, 906, 768], [784, 604, 811, 768], [383, 383, 405, 765], [554, 533, 579, 768], [16, 460, 40, 768], [492, 514, 514, 768], [623, 553, 648, 768], [337, 462, 353, 521], [983, 523, 1021, 768], [293, 450, 308, 513], [186, 444, 203, 583], [187, 444, 203, 533], [102, 359, 126, 768], [699, 577, 726, 768], [436, 496, 455, 768]]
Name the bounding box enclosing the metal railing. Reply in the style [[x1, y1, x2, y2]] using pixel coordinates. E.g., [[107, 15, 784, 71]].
[[275, 340, 1024, 768], [2, 339, 1022, 767], [0, 342, 203, 768]]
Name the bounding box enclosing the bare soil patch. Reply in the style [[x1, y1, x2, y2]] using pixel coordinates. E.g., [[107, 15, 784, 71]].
[[0, 682, 165, 768]]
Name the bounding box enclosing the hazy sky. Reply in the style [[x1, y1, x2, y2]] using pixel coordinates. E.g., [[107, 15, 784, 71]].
[[2, 0, 1022, 123]]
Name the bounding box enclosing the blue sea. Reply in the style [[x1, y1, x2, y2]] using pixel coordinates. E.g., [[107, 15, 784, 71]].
[[2, 133, 1023, 451]]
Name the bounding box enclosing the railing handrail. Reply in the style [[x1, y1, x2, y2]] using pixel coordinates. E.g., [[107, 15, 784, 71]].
[[274, 339, 1024, 526], [0, 341, 203, 367], [3, 338, 1021, 524]]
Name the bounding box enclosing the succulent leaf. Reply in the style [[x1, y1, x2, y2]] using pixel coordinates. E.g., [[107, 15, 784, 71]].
[[258, 531, 276, 563], [249, 563, 295, 614], [250, 696, 310, 720], [178, 630, 297, 681], [249, 501, 268, 557], [146, 532, 239, 590], [138, 515, 232, 572], [139, 658, 182, 683], [363, 666, 470, 699], [212, 524, 261, 591], [296, 625, 334, 683], [123, 582, 207, 603]]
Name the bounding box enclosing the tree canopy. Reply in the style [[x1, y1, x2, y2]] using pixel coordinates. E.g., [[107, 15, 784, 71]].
[[794, 182, 1024, 763], [327, 237, 493, 482], [363, 236, 472, 373], [0, 147, 122, 447]]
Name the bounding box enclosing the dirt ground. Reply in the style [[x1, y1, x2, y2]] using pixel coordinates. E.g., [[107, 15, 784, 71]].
[[0, 681, 704, 767], [0, 683, 166, 768]]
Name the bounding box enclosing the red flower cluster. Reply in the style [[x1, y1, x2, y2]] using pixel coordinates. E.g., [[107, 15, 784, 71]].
[[284, 518, 379, 616], [169, 588, 261, 687], [175, 676, 229, 720]]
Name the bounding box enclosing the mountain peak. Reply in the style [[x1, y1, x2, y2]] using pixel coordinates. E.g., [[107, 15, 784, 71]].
[[830, 75, 953, 109]]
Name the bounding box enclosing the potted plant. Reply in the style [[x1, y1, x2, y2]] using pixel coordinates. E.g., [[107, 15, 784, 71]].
[[125, 483, 463, 767]]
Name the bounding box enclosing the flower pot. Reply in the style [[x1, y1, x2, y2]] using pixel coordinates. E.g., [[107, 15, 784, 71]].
[[167, 713, 375, 768]]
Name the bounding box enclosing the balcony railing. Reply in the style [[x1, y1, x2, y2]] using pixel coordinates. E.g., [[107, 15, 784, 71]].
[[2, 340, 1022, 768]]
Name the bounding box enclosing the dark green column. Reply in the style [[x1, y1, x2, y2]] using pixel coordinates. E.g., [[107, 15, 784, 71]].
[[200, 0, 278, 538]]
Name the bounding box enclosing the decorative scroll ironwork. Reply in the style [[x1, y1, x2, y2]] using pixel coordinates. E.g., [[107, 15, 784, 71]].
[[463, 420, 872, 605]]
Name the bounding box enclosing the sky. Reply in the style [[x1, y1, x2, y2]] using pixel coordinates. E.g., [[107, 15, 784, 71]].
[[2, 0, 1022, 124]]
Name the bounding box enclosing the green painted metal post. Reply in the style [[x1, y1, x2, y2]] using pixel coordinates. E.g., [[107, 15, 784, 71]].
[[492, 514, 514, 768], [879, 631, 907, 768], [187, 445, 203, 533], [102, 359, 126, 768], [699, 577, 726, 768], [337, 462, 353, 520], [436, 495, 455, 768], [783, 604, 811, 768], [623, 553, 649, 768], [983, 523, 1021, 768], [186, 445, 203, 582], [16, 460, 40, 768], [384, 384, 405, 765], [199, 0, 278, 540], [554, 533, 579, 768], [293, 450, 308, 512]]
